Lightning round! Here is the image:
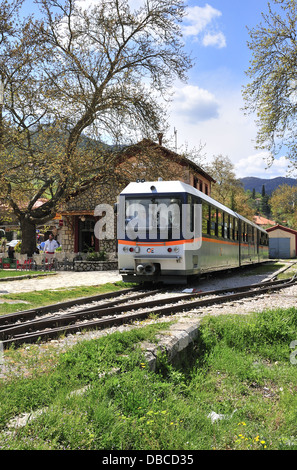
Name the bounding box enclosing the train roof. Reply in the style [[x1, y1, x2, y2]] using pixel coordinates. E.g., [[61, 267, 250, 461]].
[[120, 180, 193, 196], [120, 180, 267, 233]]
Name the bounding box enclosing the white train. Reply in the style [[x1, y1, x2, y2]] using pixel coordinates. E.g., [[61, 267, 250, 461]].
[[117, 180, 269, 284]]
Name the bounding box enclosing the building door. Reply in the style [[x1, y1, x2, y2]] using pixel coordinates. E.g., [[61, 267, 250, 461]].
[[269, 238, 290, 259], [78, 217, 99, 252]]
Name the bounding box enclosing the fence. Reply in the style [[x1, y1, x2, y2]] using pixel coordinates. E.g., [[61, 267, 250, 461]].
[[0, 252, 77, 271], [0, 252, 117, 271]]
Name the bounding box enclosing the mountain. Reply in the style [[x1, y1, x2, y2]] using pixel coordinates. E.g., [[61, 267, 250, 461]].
[[239, 177, 297, 195]]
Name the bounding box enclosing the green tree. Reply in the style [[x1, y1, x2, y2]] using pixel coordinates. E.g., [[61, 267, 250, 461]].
[[243, 0, 297, 166], [205, 155, 254, 220], [270, 184, 297, 227], [0, 0, 192, 255]]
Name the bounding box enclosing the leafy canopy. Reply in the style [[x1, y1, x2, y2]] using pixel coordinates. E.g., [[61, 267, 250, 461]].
[[243, 0, 297, 168]]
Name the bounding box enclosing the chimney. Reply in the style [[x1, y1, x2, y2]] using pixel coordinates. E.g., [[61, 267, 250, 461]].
[[157, 133, 163, 146]]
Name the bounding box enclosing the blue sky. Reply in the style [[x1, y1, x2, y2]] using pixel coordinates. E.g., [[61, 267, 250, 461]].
[[168, 0, 290, 179], [20, 0, 289, 179]]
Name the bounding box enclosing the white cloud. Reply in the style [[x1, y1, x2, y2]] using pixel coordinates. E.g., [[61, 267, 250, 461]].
[[203, 32, 226, 49], [172, 85, 220, 122], [183, 4, 221, 36], [183, 4, 226, 48], [168, 85, 292, 179], [234, 154, 290, 179]]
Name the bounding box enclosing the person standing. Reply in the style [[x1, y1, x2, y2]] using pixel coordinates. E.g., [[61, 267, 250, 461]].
[[44, 233, 59, 254]]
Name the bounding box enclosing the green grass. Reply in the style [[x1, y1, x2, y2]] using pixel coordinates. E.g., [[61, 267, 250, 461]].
[[240, 262, 286, 276], [0, 281, 135, 315], [1, 306, 297, 450], [0, 270, 48, 279]]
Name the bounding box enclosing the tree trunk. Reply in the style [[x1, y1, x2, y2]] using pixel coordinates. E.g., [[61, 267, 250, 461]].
[[19, 217, 37, 256]]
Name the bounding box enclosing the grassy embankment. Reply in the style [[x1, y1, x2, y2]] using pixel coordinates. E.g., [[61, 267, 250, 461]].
[[0, 262, 297, 449], [1, 307, 297, 450]]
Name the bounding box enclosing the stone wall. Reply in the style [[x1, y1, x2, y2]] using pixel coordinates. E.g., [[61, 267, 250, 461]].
[[59, 220, 75, 253], [66, 181, 122, 212], [74, 260, 118, 271], [59, 181, 123, 253]]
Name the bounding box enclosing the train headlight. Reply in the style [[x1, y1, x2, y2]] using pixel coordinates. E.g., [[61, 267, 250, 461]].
[[174, 247, 179, 253], [167, 248, 172, 252], [123, 246, 129, 253], [129, 247, 134, 252]]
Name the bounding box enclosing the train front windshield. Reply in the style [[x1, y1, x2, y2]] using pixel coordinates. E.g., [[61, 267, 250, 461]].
[[125, 197, 182, 241]]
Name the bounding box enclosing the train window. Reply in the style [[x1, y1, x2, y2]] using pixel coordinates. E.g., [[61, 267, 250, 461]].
[[224, 214, 229, 239], [246, 224, 252, 243], [188, 195, 193, 233], [260, 232, 268, 246], [243, 223, 247, 242], [234, 219, 239, 240], [210, 206, 217, 236], [125, 196, 182, 240], [202, 202, 210, 234], [218, 211, 223, 238], [230, 217, 234, 240], [188, 195, 200, 235], [228, 216, 233, 239], [227, 216, 230, 239]]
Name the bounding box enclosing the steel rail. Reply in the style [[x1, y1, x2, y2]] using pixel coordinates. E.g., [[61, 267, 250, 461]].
[[1, 276, 296, 349], [0, 288, 165, 339], [0, 287, 165, 327]]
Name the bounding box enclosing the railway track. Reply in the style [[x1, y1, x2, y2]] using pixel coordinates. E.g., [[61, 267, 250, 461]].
[[0, 276, 296, 349]]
